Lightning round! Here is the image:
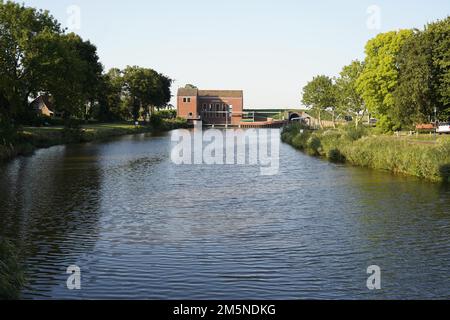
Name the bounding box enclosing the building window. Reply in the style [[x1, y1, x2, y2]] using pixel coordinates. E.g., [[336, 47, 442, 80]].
[[188, 112, 193, 118], [183, 97, 191, 103]]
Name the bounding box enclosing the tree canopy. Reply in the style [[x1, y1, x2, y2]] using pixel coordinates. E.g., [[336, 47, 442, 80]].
[[0, 1, 173, 130], [302, 75, 337, 127], [335, 60, 366, 127], [356, 30, 413, 118], [0, 0, 62, 118], [302, 16, 450, 132]]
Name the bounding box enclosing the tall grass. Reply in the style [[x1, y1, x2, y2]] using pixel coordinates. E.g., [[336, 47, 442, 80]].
[[282, 124, 450, 182], [0, 119, 189, 162], [0, 238, 25, 300]]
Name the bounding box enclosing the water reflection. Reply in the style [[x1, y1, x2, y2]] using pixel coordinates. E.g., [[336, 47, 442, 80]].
[[0, 130, 449, 299], [0, 145, 102, 298]]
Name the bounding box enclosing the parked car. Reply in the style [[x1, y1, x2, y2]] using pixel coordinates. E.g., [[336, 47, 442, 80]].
[[436, 122, 450, 134]]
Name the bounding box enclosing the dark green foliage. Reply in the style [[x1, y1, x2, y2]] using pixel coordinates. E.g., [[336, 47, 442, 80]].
[[121, 66, 173, 122], [393, 30, 434, 126], [439, 164, 450, 183], [393, 17, 450, 126], [0, 115, 17, 145], [306, 135, 322, 155], [62, 119, 83, 141], [0, 238, 25, 300], [0, 1, 174, 132], [150, 113, 163, 129], [156, 110, 177, 119], [328, 149, 345, 163]]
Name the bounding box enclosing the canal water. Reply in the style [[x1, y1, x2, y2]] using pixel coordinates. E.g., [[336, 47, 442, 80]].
[[0, 129, 449, 299]]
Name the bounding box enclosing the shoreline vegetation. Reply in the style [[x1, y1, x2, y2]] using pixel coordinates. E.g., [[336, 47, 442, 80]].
[[291, 16, 450, 184], [0, 118, 189, 163], [1, 1, 183, 166], [0, 238, 25, 300], [282, 124, 450, 183]]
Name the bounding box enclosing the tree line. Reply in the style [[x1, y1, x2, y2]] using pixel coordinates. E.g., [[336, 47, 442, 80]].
[[302, 16, 450, 132], [0, 1, 173, 131]]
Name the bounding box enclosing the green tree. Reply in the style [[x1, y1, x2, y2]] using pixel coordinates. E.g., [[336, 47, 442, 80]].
[[94, 68, 127, 121], [393, 29, 434, 127], [427, 16, 450, 119], [154, 73, 173, 111], [0, 0, 61, 120], [123, 66, 153, 122], [0, 2, 103, 125], [70, 35, 104, 120], [122, 66, 172, 122], [357, 30, 413, 131], [302, 75, 337, 128], [335, 60, 366, 128], [393, 17, 450, 126], [28, 32, 103, 122], [0, 238, 25, 300]]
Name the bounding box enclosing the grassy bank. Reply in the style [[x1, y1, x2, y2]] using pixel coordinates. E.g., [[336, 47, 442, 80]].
[[0, 119, 188, 163], [0, 238, 25, 300], [282, 124, 450, 183]]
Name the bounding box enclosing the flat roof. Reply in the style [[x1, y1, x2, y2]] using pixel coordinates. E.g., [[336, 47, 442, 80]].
[[178, 88, 243, 98]]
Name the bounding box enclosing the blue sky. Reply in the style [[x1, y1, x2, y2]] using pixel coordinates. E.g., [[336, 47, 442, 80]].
[[20, 0, 450, 108]]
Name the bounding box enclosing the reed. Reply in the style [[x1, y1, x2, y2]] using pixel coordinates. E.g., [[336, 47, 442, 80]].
[[282, 125, 450, 182]]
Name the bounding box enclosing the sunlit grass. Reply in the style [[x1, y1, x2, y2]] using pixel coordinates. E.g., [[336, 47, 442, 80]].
[[282, 124, 450, 182], [1, 119, 187, 162]]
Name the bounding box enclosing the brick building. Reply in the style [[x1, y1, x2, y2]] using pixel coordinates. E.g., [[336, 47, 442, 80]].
[[177, 88, 244, 126]]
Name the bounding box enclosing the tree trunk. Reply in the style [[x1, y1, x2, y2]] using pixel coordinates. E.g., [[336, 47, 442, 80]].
[[332, 109, 336, 128], [318, 110, 323, 129]]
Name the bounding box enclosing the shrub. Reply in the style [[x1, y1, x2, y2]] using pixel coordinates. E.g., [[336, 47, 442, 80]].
[[376, 115, 401, 133], [306, 135, 322, 155], [60, 118, 83, 141], [156, 110, 177, 119], [342, 126, 367, 141], [0, 116, 18, 145], [328, 148, 345, 163], [150, 113, 163, 129], [291, 131, 311, 150]]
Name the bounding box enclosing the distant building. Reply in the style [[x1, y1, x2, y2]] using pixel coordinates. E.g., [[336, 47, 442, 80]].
[[177, 88, 244, 125], [30, 95, 54, 117]]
